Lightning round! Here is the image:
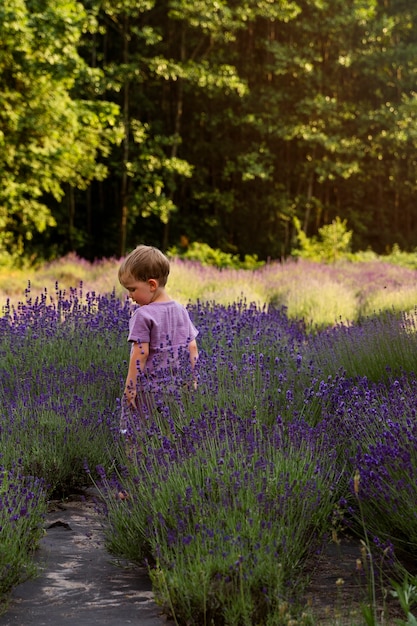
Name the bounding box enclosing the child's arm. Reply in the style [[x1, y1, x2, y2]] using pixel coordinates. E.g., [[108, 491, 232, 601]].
[[188, 339, 199, 388], [188, 339, 199, 368], [124, 341, 149, 406]]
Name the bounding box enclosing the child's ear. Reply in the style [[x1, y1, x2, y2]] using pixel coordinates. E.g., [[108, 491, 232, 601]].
[[148, 278, 158, 291]]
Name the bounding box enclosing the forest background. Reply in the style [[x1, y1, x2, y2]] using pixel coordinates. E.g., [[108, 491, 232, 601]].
[[2, 0, 417, 266]]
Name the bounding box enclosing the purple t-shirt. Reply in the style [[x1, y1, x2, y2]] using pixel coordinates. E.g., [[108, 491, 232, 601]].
[[127, 300, 198, 373]]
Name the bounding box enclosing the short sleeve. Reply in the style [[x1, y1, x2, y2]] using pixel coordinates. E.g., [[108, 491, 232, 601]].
[[127, 308, 152, 343]]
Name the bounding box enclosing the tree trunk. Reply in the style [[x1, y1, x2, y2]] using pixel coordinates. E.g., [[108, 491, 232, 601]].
[[68, 184, 75, 251], [119, 14, 130, 257], [162, 22, 185, 251], [303, 169, 315, 235]]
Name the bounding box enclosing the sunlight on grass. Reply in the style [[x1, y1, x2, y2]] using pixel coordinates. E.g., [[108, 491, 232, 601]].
[[361, 285, 417, 318], [4, 255, 417, 329], [0, 254, 120, 308], [283, 279, 357, 329]]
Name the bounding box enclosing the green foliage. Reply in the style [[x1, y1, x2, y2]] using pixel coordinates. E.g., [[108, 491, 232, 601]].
[[2, 0, 417, 261], [0, 0, 119, 260], [293, 216, 353, 263], [390, 575, 417, 617], [168, 241, 264, 269], [128, 121, 193, 225], [380, 245, 417, 270]]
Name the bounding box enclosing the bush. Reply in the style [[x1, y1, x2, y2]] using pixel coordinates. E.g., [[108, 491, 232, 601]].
[[168, 241, 264, 270]]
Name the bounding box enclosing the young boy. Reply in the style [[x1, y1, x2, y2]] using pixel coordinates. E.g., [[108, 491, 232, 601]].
[[118, 245, 199, 429]]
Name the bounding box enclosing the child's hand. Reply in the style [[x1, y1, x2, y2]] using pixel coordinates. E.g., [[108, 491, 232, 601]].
[[124, 384, 137, 407], [182, 376, 198, 392]]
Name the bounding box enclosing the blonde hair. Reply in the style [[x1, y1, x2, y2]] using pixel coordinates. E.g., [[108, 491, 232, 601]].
[[118, 245, 170, 287]]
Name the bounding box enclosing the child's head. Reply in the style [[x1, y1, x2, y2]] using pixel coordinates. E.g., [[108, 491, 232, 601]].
[[118, 245, 170, 287]]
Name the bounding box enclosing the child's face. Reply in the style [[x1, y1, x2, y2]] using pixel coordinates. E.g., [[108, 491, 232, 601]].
[[121, 276, 157, 305]]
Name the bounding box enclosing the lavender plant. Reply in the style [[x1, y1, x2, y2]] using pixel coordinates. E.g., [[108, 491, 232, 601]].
[[0, 465, 46, 608], [309, 308, 417, 383], [89, 301, 343, 623], [94, 411, 342, 625], [312, 371, 417, 607], [93, 297, 417, 622], [350, 376, 417, 554], [0, 285, 129, 493], [0, 284, 133, 609]]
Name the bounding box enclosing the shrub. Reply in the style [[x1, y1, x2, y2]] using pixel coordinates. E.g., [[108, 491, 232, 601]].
[[168, 241, 264, 270]]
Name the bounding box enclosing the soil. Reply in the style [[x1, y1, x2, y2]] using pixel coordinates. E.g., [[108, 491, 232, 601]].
[[304, 532, 415, 625]]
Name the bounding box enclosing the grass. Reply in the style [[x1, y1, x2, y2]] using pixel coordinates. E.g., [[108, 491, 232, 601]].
[[2, 255, 417, 623]]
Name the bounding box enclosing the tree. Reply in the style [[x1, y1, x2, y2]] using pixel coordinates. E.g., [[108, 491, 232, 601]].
[[255, 0, 417, 254], [160, 0, 301, 259], [0, 0, 118, 263], [85, 0, 252, 256], [4, 0, 417, 262]]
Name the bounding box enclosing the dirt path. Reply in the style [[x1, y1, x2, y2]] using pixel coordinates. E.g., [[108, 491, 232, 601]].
[[305, 533, 406, 625], [0, 489, 166, 626]]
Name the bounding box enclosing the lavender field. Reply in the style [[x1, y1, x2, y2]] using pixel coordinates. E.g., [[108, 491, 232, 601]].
[[2, 257, 417, 624], [3, 253, 417, 327]]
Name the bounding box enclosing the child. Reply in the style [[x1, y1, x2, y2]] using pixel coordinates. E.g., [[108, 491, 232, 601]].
[[118, 245, 199, 435]]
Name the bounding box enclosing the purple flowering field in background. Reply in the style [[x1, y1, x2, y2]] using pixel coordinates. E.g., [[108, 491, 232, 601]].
[[2, 259, 417, 623]]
